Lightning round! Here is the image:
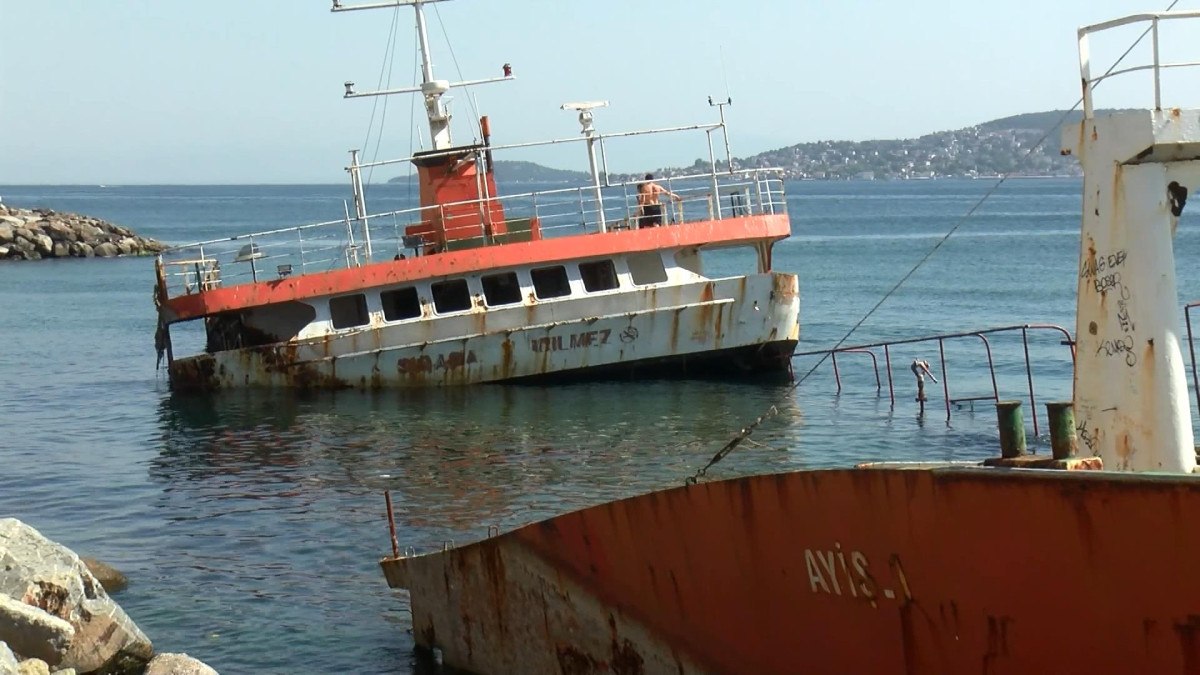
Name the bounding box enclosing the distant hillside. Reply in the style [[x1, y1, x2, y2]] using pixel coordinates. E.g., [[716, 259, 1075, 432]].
[[727, 110, 1120, 180], [388, 160, 589, 184], [625, 110, 1122, 181], [386, 111, 1122, 182], [492, 161, 591, 182]]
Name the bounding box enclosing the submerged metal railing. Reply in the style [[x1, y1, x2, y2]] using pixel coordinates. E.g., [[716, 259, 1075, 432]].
[[156, 169, 785, 298], [795, 324, 1077, 436], [1183, 301, 1200, 415]]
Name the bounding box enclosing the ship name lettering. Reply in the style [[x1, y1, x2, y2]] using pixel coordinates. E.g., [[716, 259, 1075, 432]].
[[529, 329, 612, 353], [398, 350, 477, 373], [804, 545, 872, 599]]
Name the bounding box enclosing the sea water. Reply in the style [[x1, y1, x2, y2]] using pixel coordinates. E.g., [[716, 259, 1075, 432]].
[[1, 179, 1198, 673]]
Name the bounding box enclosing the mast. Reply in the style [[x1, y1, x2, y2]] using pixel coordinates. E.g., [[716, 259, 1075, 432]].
[[334, 0, 513, 151], [1065, 12, 1198, 472]]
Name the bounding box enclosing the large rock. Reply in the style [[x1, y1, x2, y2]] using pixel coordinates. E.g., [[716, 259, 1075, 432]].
[[78, 559, 126, 595], [43, 222, 75, 243], [92, 243, 119, 258], [0, 595, 74, 664], [16, 657, 49, 675], [0, 520, 152, 674], [144, 653, 219, 675], [1, 641, 19, 672], [31, 235, 52, 256]]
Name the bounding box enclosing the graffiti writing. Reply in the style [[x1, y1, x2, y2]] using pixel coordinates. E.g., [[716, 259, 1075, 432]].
[[529, 329, 612, 353], [1116, 298, 1135, 334], [397, 350, 478, 374], [1096, 335, 1137, 367], [1079, 249, 1127, 280], [1093, 271, 1123, 295], [620, 326, 639, 343], [1077, 419, 1100, 454]]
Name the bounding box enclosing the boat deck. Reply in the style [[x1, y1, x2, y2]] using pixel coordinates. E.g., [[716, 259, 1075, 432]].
[[155, 170, 786, 300]]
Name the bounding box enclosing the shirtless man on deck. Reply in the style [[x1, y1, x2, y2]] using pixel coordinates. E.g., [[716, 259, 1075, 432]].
[[636, 173, 681, 228]]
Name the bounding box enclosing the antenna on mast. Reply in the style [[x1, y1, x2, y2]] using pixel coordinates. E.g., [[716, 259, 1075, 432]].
[[560, 101, 609, 232], [334, 0, 514, 150], [708, 95, 734, 174]]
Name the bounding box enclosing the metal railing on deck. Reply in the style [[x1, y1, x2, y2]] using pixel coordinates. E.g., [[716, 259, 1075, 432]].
[[156, 169, 786, 299], [1078, 10, 1200, 117], [795, 324, 1076, 436]]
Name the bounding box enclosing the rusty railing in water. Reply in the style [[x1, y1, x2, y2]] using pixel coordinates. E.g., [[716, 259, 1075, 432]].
[[794, 324, 1077, 437], [1182, 301, 1200, 416]]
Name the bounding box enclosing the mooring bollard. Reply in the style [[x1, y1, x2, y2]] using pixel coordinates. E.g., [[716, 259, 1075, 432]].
[[1045, 401, 1077, 460], [996, 400, 1026, 458]]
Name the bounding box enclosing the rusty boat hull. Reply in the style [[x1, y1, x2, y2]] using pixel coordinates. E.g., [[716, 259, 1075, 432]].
[[382, 465, 1200, 674], [166, 272, 799, 390]]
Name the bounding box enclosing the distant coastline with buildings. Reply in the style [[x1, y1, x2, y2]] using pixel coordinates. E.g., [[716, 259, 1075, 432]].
[[431, 110, 1099, 184]]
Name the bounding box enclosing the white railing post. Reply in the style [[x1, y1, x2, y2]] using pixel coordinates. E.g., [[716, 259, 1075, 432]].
[[706, 130, 722, 220], [343, 200, 359, 267], [1078, 29, 1094, 119], [349, 149, 372, 261], [585, 134, 606, 233], [1152, 17, 1162, 110], [297, 227, 306, 273]]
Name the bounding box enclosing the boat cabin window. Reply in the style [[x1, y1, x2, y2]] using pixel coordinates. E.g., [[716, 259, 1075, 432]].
[[481, 272, 522, 306], [381, 287, 421, 321], [432, 279, 472, 313], [330, 293, 369, 329], [579, 260, 619, 292], [531, 266, 571, 299], [675, 248, 703, 275], [627, 252, 668, 285]]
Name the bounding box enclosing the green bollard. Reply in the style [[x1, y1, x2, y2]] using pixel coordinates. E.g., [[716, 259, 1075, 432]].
[[1045, 401, 1078, 460], [996, 400, 1026, 458]]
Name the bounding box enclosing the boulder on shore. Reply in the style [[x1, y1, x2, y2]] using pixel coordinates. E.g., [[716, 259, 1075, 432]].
[[144, 653, 219, 675], [0, 519, 151, 673], [0, 203, 165, 261]]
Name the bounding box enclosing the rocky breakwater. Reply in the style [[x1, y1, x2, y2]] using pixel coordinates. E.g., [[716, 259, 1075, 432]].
[[0, 204, 165, 261], [0, 519, 217, 675]]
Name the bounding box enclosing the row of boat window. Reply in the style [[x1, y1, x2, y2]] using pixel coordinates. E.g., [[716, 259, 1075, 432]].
[[327, 256, 669, 330]]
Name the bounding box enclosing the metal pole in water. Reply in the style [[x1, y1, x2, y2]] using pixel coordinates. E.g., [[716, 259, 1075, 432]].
[[996, 400, 1027, 458], [384, 490, 400, 559], [911, 359, 936, 418], [1046, 401, 1078, 460]]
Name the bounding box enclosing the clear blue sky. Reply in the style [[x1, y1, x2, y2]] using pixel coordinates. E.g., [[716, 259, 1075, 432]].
[[2, 0, 1195, 184]]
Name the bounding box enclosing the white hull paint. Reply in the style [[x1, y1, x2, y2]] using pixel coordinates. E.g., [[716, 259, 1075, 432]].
[[170, 273, 799, 389]]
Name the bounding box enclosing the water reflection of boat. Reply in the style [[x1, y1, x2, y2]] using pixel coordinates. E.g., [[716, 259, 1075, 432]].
[[155, 382, 803, 532], [379, 11, 1200, 673], [151, 0, 798, 391]]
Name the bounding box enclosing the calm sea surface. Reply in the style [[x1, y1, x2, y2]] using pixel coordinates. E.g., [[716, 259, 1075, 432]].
[[2, 179, 1198, 673]]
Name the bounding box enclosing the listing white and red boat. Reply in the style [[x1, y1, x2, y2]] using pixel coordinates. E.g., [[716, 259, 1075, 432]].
[[151, 0, 799, 391]]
